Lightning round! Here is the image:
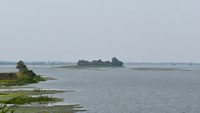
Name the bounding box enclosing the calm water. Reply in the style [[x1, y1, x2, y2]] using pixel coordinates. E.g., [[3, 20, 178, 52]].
[[1, 64, 200, 113]]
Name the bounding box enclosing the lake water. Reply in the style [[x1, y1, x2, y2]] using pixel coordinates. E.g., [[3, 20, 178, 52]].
[[1, 64, 200, 113]]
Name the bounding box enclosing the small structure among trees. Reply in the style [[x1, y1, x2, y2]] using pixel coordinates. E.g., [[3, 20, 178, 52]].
[[16, 60, 36, 78], [16, 60, 28, 73]]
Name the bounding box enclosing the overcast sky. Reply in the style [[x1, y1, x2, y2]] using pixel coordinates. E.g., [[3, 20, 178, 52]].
[[0, 0, 199, 62]]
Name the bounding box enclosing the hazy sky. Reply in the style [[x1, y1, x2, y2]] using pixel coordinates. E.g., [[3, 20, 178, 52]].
[[0, 0, 200, 62]]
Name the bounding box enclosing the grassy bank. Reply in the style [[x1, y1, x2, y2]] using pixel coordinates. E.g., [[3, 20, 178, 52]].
[[0, 75, 46, 86], [0, 89, 64, 101], [0, 95, 59, 105]]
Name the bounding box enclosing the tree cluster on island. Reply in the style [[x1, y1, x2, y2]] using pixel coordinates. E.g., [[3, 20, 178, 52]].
[[77, 57, 123, 67]]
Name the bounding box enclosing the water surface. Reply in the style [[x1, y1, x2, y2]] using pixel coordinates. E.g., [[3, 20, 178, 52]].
[[0, 64, 200, 113]]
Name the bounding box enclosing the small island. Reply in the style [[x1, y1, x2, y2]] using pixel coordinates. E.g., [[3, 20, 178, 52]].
[[77, 57, 124, 67]]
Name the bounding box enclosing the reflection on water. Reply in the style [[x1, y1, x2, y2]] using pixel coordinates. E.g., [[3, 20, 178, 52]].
[[1, 64, 200, 113]]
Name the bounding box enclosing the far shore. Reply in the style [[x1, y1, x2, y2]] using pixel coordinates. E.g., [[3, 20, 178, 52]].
[[57, 65, 125, 69]]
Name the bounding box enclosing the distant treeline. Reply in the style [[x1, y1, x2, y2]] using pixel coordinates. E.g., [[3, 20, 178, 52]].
[[125, 62, 200, 65], [0, 61, 69, 65]]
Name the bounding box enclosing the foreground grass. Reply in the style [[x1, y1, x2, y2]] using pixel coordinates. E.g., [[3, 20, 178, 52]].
[[0, 100, 85, 113], [0, 89, 64, 101], [0, 89, 62, 105], [0, 89, 74, 113], [0, 88, 85, 113], [16, 105, 86, 113], [0, 104, 18, 113]]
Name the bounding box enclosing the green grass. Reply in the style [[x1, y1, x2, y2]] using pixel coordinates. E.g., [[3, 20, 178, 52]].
[[0, 96, 59, 105], [0, 104, 18, 113], [0, 76, 46, 86], [0, 104, 86, 113], [0, 89, 85, 113], [15, 105, 86, 113], [0, 89, 64, 102], [0, 90, 65, 97]]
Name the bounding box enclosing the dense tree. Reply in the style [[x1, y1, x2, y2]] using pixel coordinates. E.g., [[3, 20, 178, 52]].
[[111, 57, 123, 66]]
